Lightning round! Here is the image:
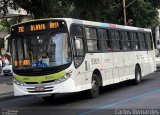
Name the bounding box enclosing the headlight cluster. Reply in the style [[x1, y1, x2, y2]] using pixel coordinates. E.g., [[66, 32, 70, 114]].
[[13, 70, 73, 86], [54, 70, 72, 84], [13, 78, 26, 86]]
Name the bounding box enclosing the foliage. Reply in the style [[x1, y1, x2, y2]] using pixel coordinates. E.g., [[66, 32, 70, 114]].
[[148, 0, 160, 8], [72, 0, 115, 22], [0, 19, 6, 31], [0, 0, 18, 16], [0, 18, 18, 31], [125, 0, 158, 27], [0, 0, 159, 28], [12, 0, 74, 18]]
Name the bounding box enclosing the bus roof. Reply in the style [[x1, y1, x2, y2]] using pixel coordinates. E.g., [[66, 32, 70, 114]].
[[11, 18, 151, 32]]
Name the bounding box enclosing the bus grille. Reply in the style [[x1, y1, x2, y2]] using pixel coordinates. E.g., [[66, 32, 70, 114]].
[[25, 80, 55, 84], [28, 90, 53, 93], [27, 86, 54, 93]]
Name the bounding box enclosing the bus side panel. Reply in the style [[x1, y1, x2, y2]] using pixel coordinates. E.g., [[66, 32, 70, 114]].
[[140, 51, 150, 76], [101, 52, 114, 86], [75, 53, 103, 92], [75, 58, 89, 92], [112, 52, 123, 83], [133, 51, 142, 73], [148, 50, 156, 73], [123, 52, 135, 81]]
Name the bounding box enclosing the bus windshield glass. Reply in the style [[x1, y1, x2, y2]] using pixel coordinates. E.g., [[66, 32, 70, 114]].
[[11, 21, 71, 69]]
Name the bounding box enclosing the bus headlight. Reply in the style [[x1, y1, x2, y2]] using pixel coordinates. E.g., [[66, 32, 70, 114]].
[[13, 78, 26, 86], [54, 70, 73, 84]]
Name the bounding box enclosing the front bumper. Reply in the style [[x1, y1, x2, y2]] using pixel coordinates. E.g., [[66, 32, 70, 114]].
[[13, 78, 76, 96], [3, 70, 12, 75]]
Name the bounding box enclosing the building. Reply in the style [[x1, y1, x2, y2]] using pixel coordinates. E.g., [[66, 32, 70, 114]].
[[0, 7, 29, 53], [0, 31, 8, 50], [0, 7, 28, 18]]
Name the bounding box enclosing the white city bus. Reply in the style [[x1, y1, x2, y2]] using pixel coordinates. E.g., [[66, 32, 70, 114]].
[[10, 18, 156, 101]]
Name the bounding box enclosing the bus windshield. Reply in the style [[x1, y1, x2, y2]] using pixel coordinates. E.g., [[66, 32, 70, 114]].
[[12, 32, 72, 69]]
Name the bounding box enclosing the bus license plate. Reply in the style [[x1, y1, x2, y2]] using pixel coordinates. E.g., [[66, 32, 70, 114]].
[[35, 86, 45, 91]]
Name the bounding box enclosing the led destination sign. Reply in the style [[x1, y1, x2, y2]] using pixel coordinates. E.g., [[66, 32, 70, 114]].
[[12, 20, 65, 34]]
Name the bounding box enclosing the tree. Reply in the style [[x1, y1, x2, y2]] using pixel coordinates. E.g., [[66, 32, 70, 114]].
[[0, 0, 18, 17], [0, 0, 159, 28], [0, 0, 74, 18], [149, 0, 160, 8], [0, 19, 6, 31], [72, 0, 159, 27], [12, 0, 74, 18], [72, 0, 115, 22], [125, 0, 158, 28]]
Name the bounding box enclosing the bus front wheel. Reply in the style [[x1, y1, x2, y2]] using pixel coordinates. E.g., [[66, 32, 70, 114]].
[[87, 74, 99, 98], [42, 94, 55, 103]]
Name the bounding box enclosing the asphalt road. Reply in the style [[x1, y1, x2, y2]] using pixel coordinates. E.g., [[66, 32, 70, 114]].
[[0, 71, 160, 115], [0, 75, 12, 83]]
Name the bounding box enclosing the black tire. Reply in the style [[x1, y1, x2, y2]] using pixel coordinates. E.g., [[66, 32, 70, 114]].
[[133, 66, 142, 85], [87, 74, 99, 98], [42, 94, 55, 103]]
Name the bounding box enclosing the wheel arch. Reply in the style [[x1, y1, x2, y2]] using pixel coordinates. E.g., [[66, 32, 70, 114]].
[[135, 63, 141, 73]]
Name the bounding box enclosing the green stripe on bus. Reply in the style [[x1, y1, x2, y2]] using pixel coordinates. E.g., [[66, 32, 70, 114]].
[[15, 71, 65, 83]]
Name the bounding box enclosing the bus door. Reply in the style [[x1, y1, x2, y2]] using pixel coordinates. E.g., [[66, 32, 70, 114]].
[[146, 33, 156, 73], [138, 33, 149, 76], [70, 25, 87, 91]]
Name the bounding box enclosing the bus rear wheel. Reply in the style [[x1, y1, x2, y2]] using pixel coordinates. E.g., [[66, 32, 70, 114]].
[[87, 74, 99, 98], [133, 66, 142, 85]]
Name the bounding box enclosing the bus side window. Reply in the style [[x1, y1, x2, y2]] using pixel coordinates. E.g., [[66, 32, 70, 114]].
[[138, 33, 146, 50], [158, 40, 160, 45], [85, 28, 100, 52], [130, 32, 140, 50], [117, 31, 123, 51], [98, 29, 110, 52], [145, 33, 153, 50], [110, 30, 121, 51], [122, 31, 131, 51]]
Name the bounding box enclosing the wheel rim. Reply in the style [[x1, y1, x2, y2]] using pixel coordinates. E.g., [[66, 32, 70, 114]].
[[91, 79, 99, 95], [137, 73, 140, 82]]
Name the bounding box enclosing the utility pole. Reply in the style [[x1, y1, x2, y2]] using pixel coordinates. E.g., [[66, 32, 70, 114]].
[[122, 0, 136, 25], [122, 0, 127, 25]]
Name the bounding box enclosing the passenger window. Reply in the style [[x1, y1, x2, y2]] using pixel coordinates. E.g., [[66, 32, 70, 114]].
[[110, 30, 121, 51], [85, 28, 100, 52], [138, 33, 146, 50], [98, 29, 111, 52], [145, 33, 153, 50], [130, 32, 140, 50], [122, 31, 131, 51]]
